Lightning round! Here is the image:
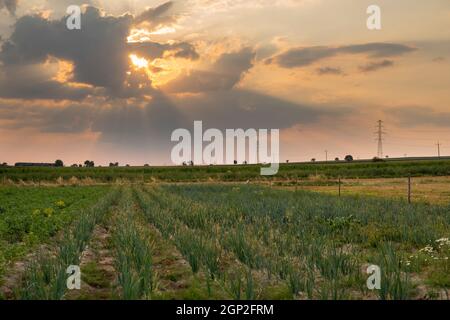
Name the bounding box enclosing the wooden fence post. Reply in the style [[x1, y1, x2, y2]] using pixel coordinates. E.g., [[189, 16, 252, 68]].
[[338, 177, 341, 197], [408, 176, 411, 204]]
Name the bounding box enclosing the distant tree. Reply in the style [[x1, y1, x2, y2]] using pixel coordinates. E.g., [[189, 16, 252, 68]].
[[109, 163, 114, 167], [182, 161, 187, 166], [385, 155, 389, 159], [344, 155, 354, 162], [84, 160, 95, 167], [144, 164, 149, 167], [372, 157, 384, 162], [234, 160, 238, 165], [126, 164, 130, 167], [286, 160, 289, 163], [189, 161, 194, 166], [243, 161, 248, 165], [311, 158, 316, 162], [54, 159, 64, 167], [78, 164, 82, 168], [335, 157, 340, 161], [71, 164, 78, 167], [1, 162, 7, 166]]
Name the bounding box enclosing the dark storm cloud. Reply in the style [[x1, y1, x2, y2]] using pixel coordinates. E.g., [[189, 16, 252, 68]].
[[340, 43, 416, 57], [0, 92, 186, 155], [0, 85, 353, 155], [0, 75, 94, 100], [0, 101, 94, 133], [0, 64, 95, 100], [316, 66, 343, 75], [0, 0, 18, 15], [134, 1, 177, 28], [268, 43, 416, 68], [0, 5, 198, 99], [128, 41, 199, 61], [93, 92, 186, 149], [0, 3, 355, 159], [0, 7, 132, 91], [165, 47, 255, 93], [173, 89, 349, 130], [359, 60, 394, 72], [387, 106, 450, 127]]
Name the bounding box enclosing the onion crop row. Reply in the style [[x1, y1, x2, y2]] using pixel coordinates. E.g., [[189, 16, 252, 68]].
[[16, 188, 119, 300], [111, 188, 157, 299]]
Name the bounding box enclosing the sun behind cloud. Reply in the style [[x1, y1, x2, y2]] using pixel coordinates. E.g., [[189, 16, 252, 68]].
[[129, 54, 149, 69]]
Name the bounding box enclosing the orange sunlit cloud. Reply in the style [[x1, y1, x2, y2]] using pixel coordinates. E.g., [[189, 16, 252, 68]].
[[130, 54, 149, 69], [0, 1, 449, 165]]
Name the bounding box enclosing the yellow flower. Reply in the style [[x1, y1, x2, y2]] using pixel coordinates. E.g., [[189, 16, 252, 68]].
[[43, 208, 54, 217], [32, 209, 41, 216], [55, 200, 66, 208]]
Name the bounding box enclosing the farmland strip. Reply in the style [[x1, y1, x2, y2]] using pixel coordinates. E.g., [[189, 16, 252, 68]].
[[14, 188, 120, 300]]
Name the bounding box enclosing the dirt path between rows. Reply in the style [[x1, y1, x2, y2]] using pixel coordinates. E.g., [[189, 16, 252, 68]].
[[64, 225, 117, 300]]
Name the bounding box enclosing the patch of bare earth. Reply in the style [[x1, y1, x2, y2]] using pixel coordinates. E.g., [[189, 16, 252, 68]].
[[0, 244, 55, 299], [139, 219, 198, 298], [0, 261, 27, 299], [64, 225, 117, 300]]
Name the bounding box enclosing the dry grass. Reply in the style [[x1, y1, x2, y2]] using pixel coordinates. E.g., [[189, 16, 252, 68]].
[[277, 176, 450, 205]]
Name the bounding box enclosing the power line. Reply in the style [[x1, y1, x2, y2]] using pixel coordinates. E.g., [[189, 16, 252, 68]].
[[384, 142, 437, 148], [374, 120, 387, 158], [400, 129, 450, 133], [437, 141, 442, 158], [389, 135, 450, 143]]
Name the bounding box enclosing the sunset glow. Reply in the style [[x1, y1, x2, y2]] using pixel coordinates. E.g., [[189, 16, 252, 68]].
[[127, 28, 152, 43], [0, 0, 448, 166], [129, 54, 149, 69], [150, 26, 176, 35]]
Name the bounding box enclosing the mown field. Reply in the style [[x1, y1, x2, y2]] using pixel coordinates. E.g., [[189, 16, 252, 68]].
[[1, 184, 449, 300], [2, 159, 450, 183]]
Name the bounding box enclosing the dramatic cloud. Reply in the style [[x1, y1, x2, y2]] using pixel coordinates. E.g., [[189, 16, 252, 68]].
[[268, 43, 416, 68], [164, 47, 255, 93], [0, 71, 94, 100], [0, 0, 18, 15], [0, 5, 198, 99], [0, 7, 131, 95], [128, 41, 199, 61], [0, 85, 352, 159], [172, 89, 349, 130], [316, 66, 343, 76], [134, 1, 177, 29], [0, 1, 447, 164], [359, 60, 394, 72]]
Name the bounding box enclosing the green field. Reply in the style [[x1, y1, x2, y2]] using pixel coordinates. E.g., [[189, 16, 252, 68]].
[[2, 159, 450, 183], [1, 183, 449, 300], [0, 186, 110, 281]]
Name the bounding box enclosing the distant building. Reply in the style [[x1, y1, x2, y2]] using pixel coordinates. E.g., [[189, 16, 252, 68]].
[[15, 163, 55, 167]]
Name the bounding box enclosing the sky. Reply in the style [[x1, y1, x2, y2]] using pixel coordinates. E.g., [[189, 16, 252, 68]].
[[0, 0, 449, 165]]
